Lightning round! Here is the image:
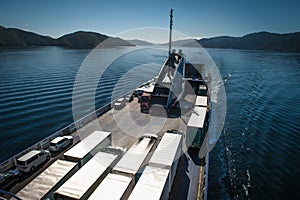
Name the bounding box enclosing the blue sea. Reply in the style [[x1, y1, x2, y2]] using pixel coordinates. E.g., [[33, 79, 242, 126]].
[[0, 46, 299, 199]]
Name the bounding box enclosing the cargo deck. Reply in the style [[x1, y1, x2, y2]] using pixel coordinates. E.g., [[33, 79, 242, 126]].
[[5, 94, 206, 199]]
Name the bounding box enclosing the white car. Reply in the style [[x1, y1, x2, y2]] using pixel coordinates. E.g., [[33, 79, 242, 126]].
[[125, 93, 134, 102], [49, 136, 73, 152], [16, 150, 51, 173], [114, 98, 126, 110]]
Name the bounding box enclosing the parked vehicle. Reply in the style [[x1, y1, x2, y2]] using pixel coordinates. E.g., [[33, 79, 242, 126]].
[[128, 166, 171, 200], [88, 173, 133, 200], [148, 133, 182, 188], [140, 93, 151, 112], [15, 160, 78, 200], [101, 146, 127, 157], [133, 88, 144, 99], [112, 134, 158, 184], [125, 93, 134, 103], [49, 136, 73, 152], [114, 98, 126, 110], [54, 152, 120, 200], [64, 130, 111, 167], [16, 150, 51, 173], [186, 107, 208, 148], [166, 129, 182, 134], [0, 170, 21, 190]]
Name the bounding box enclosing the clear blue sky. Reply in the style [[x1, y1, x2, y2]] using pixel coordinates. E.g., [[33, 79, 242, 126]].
[[0, 0, 299, 42]]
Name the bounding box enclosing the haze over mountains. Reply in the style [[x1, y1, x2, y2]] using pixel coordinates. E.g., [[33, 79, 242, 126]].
[[0, 25, 299, 52], [126, 39, 153, 46]]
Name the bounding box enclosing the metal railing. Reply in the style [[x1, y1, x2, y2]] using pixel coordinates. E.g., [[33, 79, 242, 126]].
[[0, 90, 134, 172]]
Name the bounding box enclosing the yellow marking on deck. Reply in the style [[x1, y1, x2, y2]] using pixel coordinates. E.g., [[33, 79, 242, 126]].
[[197, 166, 203, 200]]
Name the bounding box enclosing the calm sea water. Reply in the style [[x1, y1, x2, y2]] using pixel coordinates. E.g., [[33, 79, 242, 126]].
[[207, 49, 300, 200], [0, 46, 299, 199], [0, 46, 166, 162]]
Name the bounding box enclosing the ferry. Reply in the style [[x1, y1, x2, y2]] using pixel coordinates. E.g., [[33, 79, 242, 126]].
[[0, 9, 210, 200]]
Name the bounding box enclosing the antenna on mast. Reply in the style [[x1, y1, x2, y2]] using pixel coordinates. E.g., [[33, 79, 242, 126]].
[[168, 8, 173, 56]]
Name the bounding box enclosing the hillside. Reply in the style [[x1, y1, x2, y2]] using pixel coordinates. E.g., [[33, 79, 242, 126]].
[[56, 31, 134, 48], [1, 26, 299, 52], [161, 39, 196, 47], [55, 31, 108, 48], [0, 26, 54, 46], [0, 26, 134, 49], [97, 37, 135, 48], [126, 39, 153, 46], [197, 31, 300, 53]]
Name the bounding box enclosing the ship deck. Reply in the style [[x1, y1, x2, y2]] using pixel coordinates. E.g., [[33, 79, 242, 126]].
[[78, 98, 182, 148], [8, 97, 205, 200]]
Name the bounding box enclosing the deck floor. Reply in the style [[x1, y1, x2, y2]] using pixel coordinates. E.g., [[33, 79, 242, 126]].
[[9, 97, 205, 200], [76, 98, 182, 149]]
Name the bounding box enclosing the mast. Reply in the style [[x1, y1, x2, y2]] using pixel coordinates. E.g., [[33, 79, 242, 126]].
[[168, 8, 173, 56]]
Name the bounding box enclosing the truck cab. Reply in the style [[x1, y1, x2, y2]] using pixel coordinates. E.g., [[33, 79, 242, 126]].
[[140, 93, 151, 113]]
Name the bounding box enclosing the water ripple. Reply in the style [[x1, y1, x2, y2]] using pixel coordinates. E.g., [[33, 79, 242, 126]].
[[208, 49, 300, 200]]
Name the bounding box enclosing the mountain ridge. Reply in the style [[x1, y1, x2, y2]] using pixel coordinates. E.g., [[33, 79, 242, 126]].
[[126, 39, 153, 46], [0, 26, 134, 49], [196, 31, 300, 53], [0, 26, 299, 52]]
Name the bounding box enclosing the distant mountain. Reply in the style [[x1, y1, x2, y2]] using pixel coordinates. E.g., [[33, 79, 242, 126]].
[[98, 37, 135, 48], [56, 31, 133, 49], [160, 39, 196, 47], [0, 26, 54, 46], [1, 26, 299, 52], [197, 31, 300, 53], [0, 26, 134, 49], [55, 31, 108, 48], [126, 39, 153, 46]]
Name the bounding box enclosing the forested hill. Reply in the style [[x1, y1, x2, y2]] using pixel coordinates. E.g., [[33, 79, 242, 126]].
[[0, 26, 134, 49], [196, 31, 300, 53], [1, 26, 299, 52]]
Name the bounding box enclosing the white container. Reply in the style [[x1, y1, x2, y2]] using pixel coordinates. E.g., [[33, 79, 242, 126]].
[[198, 84, 207, 96], [112, 135, 157, 184], [16, 159, 78, 200], [148, 133, 182, 185], [54, 152, 118, 200], [186, 107, 207, 148], [64, 130, 111, 167], [128, 165, 171, 200], [187, 107, 206, 128], [88, 173, 133, 200], [195, 96, 208, 107]]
